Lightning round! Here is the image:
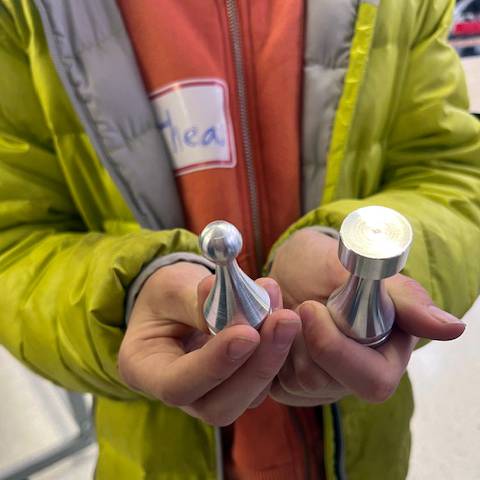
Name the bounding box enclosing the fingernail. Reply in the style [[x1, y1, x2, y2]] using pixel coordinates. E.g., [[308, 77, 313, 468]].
[[274, 320, 299, 350], [428, 306, 465, 325], [228, 338, 257, 360]]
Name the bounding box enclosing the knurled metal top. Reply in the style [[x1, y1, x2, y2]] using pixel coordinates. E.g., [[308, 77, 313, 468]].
[[339, 206, 413, 279]]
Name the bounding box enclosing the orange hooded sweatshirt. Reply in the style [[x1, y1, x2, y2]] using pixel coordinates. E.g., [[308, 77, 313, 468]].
[[117, 1, 323, 478]]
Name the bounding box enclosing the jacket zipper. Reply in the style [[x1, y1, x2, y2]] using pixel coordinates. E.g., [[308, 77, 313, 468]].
[[225, 0, 263, 271], [331, 403, 347, 480]]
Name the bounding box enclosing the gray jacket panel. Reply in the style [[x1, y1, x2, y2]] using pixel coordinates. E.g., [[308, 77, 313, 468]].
[[302, 0, 359, 212], [34, 0, 184, 230]]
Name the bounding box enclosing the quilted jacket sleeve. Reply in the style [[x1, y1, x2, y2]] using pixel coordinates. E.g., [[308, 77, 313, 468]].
[[270, 0, 480, 318], [0, 5, 201, 400]]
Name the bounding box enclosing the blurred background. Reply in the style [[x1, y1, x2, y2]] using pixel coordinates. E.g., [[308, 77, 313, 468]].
[[1, 0, 479, 478], [450, 0, 480, 113]]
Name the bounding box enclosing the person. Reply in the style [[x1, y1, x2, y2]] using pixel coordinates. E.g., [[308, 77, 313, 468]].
[[1, 0, 479, 479]]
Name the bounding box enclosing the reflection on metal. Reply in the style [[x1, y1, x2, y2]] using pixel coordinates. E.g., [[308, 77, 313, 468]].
[[327, 206, 413, 347], [200, 221, 270, 334]]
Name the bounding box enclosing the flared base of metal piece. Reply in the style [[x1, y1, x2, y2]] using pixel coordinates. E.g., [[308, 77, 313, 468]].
[[204, 261, 271, 334], [327, 276, 395, 348], [354, 329, 392, 348]]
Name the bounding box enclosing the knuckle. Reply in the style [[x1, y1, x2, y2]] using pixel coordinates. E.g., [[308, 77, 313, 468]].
[[117, 343, 137, 388], [205, 365, 230, 386], [270, 378, 288, 400], [397, 275, 430, 300], [198, 405, 237, 427], [249, 391, 268, 409], [278, 370, 299, 394], [296, 367, 333, 395], [309, 335, 336, 363], [368, 376, 397, 404], [254, 362, 278, 383], [154, 377, 194, 407], [402, 277, 423, 293], [155, 384, 185, 406]]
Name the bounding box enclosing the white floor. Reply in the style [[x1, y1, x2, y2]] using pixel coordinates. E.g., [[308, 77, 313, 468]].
[[463, 56, 480, 114], [408, 297, 480, 480], [0, 296, 478, 479], [0, 351, 97, 480]]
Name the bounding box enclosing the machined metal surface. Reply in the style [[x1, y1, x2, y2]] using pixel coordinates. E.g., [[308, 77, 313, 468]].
[[339, 206, 412, 279], [199, 221, 270, 334], [327, 206, 413, 346]]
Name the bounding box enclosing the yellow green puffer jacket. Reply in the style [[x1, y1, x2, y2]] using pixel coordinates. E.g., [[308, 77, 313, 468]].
[[1, 0, 479, 479]]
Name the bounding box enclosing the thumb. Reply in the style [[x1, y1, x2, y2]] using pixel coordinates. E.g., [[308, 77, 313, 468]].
[[255, 277, 283, 310], [386, 274, 465, 341], [196, 275, 216, 332]]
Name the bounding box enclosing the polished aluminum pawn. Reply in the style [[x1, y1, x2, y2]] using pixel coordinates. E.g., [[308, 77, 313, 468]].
[[327, 206, 413, 347], [199, 221, 271, 334]]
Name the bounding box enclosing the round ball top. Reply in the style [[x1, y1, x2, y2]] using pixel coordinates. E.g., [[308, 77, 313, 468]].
[[199, 221, 243, 264], [340, 206, 412, 260]]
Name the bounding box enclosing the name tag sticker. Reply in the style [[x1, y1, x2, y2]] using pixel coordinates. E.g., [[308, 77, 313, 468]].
[[150, 79, 236, 175]]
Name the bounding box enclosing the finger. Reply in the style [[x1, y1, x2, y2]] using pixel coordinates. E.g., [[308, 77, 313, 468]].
[[376, 327, 418, 369], [248, 385, 270, 409], [386, 274, 465, 340], [256, 277, 283, 310], [181, 329, 210, 353], [190, 309, 301, 426], [270, 377, 347, 407], [270, 229, 348, 307], [278, 334, 344, 397], [301, 301, 416, 403], [196, 275, 216, 332], [127, 324, 260, 405]]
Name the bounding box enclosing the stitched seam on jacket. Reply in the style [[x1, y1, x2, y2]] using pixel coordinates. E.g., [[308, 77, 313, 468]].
[[34, 0, 153, 228], [108, 124, 160, 154], [70, 28, 125, 57], [65, 41, 159, 151]]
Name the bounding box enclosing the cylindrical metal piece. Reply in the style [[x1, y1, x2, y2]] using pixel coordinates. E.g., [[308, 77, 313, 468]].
[[327, 206, 413, 346], [199, 221, 271, 334], [338, 206, 412, 279]]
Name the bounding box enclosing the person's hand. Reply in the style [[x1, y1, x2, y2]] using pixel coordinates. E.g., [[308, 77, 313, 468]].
[[269, 228, 347, 308], [269, 228, 466, 406], [118, 262, 301, 426]]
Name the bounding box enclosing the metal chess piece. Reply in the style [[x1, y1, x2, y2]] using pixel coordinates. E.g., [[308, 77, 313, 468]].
[[326, 206, 413, 347], [199, 221, 271, 334]]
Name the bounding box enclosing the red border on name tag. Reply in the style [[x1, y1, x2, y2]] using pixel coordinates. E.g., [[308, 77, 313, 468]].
[[150, 78, 236, 175]]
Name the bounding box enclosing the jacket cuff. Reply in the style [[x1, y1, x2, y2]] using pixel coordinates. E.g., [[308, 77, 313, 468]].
[[125, 252, 215, 325]]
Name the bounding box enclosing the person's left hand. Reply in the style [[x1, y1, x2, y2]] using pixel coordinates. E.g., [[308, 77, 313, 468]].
[[268, 228, 466, 406]]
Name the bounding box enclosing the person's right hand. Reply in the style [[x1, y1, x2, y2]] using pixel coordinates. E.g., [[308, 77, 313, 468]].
[[118, 261, 301, 426]]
